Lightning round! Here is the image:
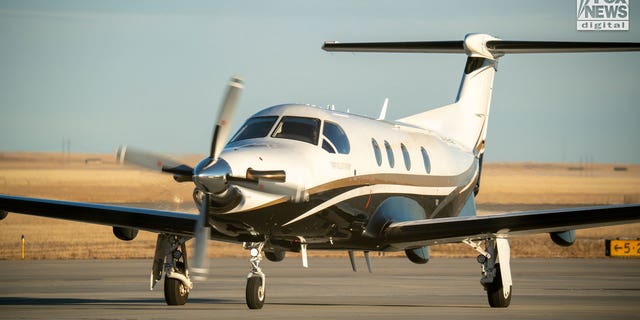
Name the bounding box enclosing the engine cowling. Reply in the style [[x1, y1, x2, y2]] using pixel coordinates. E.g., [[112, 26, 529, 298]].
[[113, 226, 139, 241]]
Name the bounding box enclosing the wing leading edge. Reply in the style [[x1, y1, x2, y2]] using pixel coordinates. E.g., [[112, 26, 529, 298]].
[[0, 194, 198, 236], [383, 204, 640, 247]]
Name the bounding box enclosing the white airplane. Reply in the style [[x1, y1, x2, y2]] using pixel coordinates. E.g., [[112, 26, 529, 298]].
[[1, 33, 639, 309]]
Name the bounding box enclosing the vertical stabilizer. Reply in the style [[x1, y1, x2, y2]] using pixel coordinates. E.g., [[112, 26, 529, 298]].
[[398, 34, 500, 153]]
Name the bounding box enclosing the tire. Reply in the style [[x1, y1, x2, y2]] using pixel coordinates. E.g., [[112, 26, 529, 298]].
[[164, 277, 189, 306], [246, 276, 265, 309], [486, 263, 511, 308]]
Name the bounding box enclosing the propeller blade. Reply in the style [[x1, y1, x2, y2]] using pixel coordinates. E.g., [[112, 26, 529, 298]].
[[209, 77, 243, 160], [116, 145, 193, 178], [191, 193, 210, 281]]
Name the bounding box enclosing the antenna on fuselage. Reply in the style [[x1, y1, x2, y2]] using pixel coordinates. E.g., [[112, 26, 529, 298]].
[[377, 98, 389, 120]]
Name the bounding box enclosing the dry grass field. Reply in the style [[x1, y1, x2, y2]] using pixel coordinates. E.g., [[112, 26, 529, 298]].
[[0, 152, 639, 260]]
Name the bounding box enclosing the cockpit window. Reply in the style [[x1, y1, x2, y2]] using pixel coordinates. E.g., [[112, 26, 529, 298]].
[[272, 116, 320, 145], [321, 121, 350, 154], [230, 116, 278, 143]]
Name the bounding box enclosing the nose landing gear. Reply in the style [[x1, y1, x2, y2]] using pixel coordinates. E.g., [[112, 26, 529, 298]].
[[245, 242, 266, 309]]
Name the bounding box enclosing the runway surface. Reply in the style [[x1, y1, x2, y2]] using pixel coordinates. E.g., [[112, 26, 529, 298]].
[[1, 257, 639, 319]]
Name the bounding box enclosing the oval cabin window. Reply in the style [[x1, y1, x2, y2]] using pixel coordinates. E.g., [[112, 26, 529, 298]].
[[384, 140, 395, 168], [371, 138, 382, 166], [401, 143, 411, 171], [420, 147, 431, 174]]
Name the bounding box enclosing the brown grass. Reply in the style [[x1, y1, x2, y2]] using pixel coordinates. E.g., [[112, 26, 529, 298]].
[[0, 153, 639, 260]]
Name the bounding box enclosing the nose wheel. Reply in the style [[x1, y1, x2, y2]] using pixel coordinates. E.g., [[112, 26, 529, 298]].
[[245, 242, 266, 309], [246, 275, 265, 309]]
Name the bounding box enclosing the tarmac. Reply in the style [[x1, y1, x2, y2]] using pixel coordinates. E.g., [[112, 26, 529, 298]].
[[0, 257, 639, 320]]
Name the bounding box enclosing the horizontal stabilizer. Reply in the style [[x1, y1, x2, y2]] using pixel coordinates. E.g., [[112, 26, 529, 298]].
[[486, 40, 640, 54], [323, 41, 464, 53], [323, 37, 640, 56]]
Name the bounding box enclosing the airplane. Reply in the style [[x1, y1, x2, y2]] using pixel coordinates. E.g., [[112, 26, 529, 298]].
[[1, 33, 640, 310]]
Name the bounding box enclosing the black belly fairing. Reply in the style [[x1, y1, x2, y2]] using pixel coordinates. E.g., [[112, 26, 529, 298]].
[[207, 182, 475, 252]]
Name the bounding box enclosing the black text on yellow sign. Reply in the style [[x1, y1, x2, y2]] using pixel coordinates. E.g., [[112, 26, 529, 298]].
[[605, 239, 640, 257]]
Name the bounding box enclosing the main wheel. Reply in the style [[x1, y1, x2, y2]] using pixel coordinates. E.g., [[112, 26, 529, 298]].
[[246, 276, 265, 309], [164, 277, 189, 306], [486, 263, 511, 308]]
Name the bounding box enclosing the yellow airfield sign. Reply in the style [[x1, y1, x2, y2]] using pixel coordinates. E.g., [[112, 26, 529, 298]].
[[606, 239, 640, 257]]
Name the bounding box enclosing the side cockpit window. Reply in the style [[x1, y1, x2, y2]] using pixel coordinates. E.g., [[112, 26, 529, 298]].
[[321, 121, 350, 154], [272, 116, 320, 145], [230, 116, 278, 143]]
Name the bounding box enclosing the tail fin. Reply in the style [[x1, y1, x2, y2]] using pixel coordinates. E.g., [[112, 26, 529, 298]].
[[323, 33, 640, 153], [398, 34, 499, 153]]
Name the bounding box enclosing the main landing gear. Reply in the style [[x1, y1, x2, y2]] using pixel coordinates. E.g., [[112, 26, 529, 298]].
[[151, 234, 193, 306], [245, 242, 266, 309], [464, 237, 512, 308]]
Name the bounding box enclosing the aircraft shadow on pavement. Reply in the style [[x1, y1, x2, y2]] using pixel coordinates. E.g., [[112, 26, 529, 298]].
[[0, 297, 230, 306], [268, 302, 487, 309]]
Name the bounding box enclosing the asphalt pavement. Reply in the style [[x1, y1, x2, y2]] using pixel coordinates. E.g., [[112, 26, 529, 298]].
[[1, 257, 638, 319]]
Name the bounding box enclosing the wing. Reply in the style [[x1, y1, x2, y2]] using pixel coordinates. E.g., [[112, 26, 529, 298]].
[[0, 194, 197, 236], [383, 204, 640, 247]]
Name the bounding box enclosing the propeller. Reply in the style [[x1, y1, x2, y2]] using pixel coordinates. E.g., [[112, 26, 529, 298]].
[[115, 146, 193, 182], [190, 76, 243, 281], [210, 77, 243, 161], [117, 77, 244, 281]]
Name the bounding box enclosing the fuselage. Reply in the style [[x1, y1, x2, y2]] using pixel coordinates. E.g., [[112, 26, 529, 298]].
[[208, 103, 479, 251]]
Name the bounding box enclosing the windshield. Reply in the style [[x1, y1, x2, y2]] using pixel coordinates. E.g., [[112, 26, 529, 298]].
[[271, 116, 320, 145], [230, 116, 278, 143]]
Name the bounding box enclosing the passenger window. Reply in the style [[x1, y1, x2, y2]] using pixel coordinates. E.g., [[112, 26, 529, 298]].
[[372, 139, 382, 166], [384, 140, 395, 168], [272, 116, 320, 145], [421, 147, 431, 174], [230, 116, 278, 142], [322, 121, 350, 154], [401, 143, 411, 171]]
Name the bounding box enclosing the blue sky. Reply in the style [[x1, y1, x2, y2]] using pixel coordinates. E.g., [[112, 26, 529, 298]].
[[1, 0, 639, 163]]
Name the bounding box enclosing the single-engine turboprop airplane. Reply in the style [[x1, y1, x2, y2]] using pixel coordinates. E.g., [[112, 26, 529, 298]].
[[1, 33, 640, 309]]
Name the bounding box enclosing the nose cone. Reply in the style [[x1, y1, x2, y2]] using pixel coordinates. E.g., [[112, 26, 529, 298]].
[[194, 158, 232, 194]]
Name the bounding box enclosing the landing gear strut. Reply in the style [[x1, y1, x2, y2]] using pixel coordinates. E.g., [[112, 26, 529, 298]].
[[151, 234, 193, 306], [465, 237, 512, 308], [245, 242, 266, 309]]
